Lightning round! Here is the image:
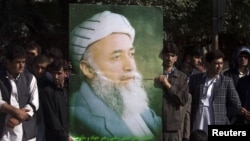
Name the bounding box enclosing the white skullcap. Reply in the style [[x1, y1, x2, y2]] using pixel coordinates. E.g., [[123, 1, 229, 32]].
[[70, 10, 135, 66]]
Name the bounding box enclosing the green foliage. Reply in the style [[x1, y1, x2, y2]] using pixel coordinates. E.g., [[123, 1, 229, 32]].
[[164, 0, 250, 61], [2, 0, 250, 63]]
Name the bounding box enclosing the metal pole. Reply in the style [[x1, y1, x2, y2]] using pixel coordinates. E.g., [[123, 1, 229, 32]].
[[213, 0, 226, 50], [212, 0, 219, 50]]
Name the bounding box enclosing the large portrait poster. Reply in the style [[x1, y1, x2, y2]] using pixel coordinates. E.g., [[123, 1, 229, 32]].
[[69, 4, 163, 141]]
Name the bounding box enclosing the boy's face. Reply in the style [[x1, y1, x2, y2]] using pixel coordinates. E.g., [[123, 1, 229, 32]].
[[206, 58, 224, 76], [33, 62, 49, 79], [7, 58, 26, 77], [237, 52, 249, 67], [51, 67, 67, 87], [162, 52, 178, 68]]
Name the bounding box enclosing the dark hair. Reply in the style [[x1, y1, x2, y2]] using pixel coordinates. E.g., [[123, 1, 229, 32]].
[[185, 46, 203, 57], [46, 47, 63, 60], [26, 41, 42, 55], [205, 50, 224, 63], [49, 59, 70, 72], [162, 42, 179, 55], [6, 45, 26, 61], [33, 54, 50, 64], [189, 129, 208, 141]]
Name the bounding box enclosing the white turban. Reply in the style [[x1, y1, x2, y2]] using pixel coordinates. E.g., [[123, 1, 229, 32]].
[[70, 10, 135, 69]]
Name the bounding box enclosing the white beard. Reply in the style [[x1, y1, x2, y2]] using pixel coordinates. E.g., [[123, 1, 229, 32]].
[[90, 71, 149, 117]]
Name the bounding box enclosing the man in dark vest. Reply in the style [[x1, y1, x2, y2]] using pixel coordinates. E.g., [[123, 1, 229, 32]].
[[0, 45, 39, 141]]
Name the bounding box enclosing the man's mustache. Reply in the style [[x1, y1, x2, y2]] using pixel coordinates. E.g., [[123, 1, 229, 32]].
[[120, 72, 141, 81]]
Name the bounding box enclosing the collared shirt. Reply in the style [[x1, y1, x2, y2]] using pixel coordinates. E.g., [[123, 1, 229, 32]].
[[192, 74, 220, 133], [164, 67, 175, 79], [0, 72, 39, 141]]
